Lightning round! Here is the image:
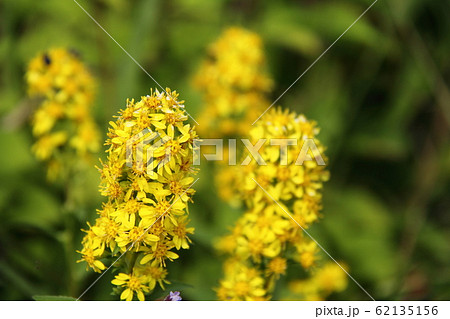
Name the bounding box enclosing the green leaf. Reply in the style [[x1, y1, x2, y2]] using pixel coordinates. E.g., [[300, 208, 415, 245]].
[[32, 295, 77, 301]]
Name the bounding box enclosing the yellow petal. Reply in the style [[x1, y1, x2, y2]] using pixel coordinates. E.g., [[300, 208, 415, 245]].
[[152, 121, 166, 129], [94, 260, 106, 270], [166, 251, 179, 260], [253, 288, 266, 296], [173, 237, 181, 250], [146, 234, 160, 242], [179, 133, 190, 143], [117, 273, 130, 280], [148, 279, 156, 290], [167, 124, 174, 138], [137, 290, 145, 301], [121, 288, 131, 300], [181, 177, 194, 185], [115, 130, 129, 138], [126, 292, 133, 301], [140, 254, 153, 265], [111, 279, 125, 286]]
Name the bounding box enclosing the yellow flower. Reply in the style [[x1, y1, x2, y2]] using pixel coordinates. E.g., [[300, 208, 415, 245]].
[[90, 216, 120, 254], [76, 246, 106, 273], [288, 262, 348, 300], [135, 260, 170, 290], [315, 262, 348, 294], [140, 239, 179, 266], [295, 240, 318, 269], [26, 48, 100, 180], [168, 215, 194, 250], [79, 88, 197, 301], [236, 225, 281, 261], [217, 259, 267, 301], [266, 257, 287, 279], [139, 193, 187, 226], [194, 26, 272, 140], [215, 234, 238, 255], [70, 119, 101, 155], [112, 273, 150, 301], [115, 220, 160, 252], [31, 100, 64, 135], [31, 131, 67, 161]]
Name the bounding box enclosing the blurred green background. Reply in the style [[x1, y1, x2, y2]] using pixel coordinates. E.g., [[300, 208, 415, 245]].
[[0, 0, 449, 300]]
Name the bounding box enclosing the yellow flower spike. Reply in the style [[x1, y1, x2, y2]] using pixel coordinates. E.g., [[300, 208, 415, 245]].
[[194, 26, 272, 139], [26, 48, 100, 181], [215, 107, 335, 300], [79, 88, 197, 301]]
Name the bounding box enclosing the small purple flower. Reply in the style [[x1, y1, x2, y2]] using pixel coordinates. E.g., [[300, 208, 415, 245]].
[[164, 291, 182, 301]]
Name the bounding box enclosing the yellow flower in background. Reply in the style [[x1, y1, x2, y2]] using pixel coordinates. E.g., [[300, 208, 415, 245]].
[[31, 131, 67, 161], [266, 257, 287, 279], [26, 48, 100, 180], [217, 258, 268, 301], [194, 27, 273, 139], [194, 27, 274, 206], [215, 107, 340, 300], [78, 89, 198, 301], [288, 262, 348, 300], [194, 28, 346, 301]]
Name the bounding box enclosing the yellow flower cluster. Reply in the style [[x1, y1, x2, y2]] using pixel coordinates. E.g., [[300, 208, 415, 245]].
[[78, 89, 198, 301], [194, 27, 273, 204], [194, 27, 272, 138], [26, 48, 100, 180], [288, 262, 348, 300], [216, 108, 331, 300], [216, 258, 266, 301]]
